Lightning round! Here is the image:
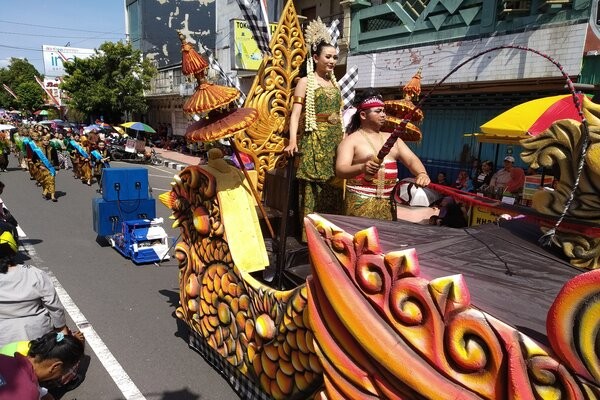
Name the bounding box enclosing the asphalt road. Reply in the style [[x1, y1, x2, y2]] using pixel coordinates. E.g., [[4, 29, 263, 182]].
[[1, 159, 237, 400]]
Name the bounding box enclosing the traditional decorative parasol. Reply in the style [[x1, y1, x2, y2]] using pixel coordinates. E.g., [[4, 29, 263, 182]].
[[186, 108, 258, 142], [381, 116, 422, 142], [179, 32, 275, 239], [178, 31, 209, 77], [178, 31, 239, 115], [382, 68, 424, 142], [384, 100, 424, 123], [183, 83, 240, 115]]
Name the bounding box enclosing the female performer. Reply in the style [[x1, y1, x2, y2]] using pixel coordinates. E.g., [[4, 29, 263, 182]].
[[284, 18, 344, 238]]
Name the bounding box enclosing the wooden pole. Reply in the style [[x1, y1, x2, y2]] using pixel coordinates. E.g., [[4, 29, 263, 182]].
[[228, 139, 276, 240]]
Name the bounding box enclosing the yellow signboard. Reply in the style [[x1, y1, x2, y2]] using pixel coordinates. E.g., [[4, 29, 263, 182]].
[[469, 205, 520, 226], [230, 19, 278, 70]]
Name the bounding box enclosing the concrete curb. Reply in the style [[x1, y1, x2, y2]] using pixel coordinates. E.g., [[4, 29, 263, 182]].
[[160, 159, 188, 171]]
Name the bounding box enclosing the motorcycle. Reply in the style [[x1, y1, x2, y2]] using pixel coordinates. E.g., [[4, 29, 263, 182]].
[[109, 137, 162, 166]]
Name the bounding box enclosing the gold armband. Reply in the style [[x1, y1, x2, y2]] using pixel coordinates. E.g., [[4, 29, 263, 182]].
[[292, 96, 305, 105]]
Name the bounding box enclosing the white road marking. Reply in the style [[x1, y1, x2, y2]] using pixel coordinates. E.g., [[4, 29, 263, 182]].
[[151, 187, 170, 192], [20, 240, 147, 400]]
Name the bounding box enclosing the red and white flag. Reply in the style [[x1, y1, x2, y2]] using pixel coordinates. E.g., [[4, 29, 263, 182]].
[[2, 84, 17, 100]]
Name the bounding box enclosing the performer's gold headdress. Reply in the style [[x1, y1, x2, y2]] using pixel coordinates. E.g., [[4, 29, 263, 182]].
[[303, 18, 339, 132]]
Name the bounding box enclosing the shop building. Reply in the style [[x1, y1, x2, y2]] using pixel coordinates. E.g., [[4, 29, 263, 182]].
[[346, 0, 600, 178], [125, 0, 350, 137]]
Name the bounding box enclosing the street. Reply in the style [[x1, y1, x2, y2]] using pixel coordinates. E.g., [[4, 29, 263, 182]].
[[1, 159, 237, 400]]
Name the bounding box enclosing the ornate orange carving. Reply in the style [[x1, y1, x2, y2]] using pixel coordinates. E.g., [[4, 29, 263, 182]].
[[521, 96, 600, 269], [304, 214, 600, 399], [233, 0, 306, 193]]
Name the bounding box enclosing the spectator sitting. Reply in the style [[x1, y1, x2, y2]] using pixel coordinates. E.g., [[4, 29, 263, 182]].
[[473, 160, 493, 192], [436, 171, 449, 186], [504, 166, 525, 195], [469, 158, 481, 181], [489, 155, 516, 191], [453, 170, 473, 192], [0, 230, 70, 346], [0, 331, 85, 400]]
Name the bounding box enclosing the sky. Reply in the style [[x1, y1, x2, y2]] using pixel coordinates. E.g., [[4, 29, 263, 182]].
[[0, 0, 126, 74]]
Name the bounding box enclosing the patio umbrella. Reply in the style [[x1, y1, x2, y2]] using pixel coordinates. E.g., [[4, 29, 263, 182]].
[[34, 110, 49, 116], [121, 121, 156, 133], [83, 124, 103, 133], [480, 93, 585, 140], [113, 126, 125, 135]]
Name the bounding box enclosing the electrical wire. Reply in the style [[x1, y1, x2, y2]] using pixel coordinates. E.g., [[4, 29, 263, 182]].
[[0, 19, 123, 35], [0, 31, 122, 40]]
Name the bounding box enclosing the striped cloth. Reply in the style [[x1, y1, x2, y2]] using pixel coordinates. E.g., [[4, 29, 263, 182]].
[[327, 19, 340, 52], [346, 160, 398, 198], [339, 66, 359, 110], [236, 0, 272, 56]]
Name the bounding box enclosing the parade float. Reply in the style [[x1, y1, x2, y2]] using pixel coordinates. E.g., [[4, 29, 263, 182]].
[[159, 1, 600, 398]]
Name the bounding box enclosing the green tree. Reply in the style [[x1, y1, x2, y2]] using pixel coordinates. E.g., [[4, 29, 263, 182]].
[[60, 41, 156, 123], [14, 81, 45, 112], [0, 58, 44, 111]]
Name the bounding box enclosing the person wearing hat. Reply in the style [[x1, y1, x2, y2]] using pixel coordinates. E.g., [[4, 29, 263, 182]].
[[490, 156, 525, 194], [0, 229, 69, 346]]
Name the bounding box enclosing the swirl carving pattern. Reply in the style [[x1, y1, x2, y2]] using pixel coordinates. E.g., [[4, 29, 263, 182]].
[[304, 214, 600, 399], [521, 96, 600, 269], [160, 165, 322, 399], [234, 0, 306, 193]]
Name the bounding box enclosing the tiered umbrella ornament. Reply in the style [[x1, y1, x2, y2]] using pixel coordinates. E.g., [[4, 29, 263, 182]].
[[178, 32, 257, 142], [382, 67, 424, 142], [179, 32, 275, 238]]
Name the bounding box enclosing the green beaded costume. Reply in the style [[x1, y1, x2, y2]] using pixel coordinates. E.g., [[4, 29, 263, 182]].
[[297, 86, 344, 232]]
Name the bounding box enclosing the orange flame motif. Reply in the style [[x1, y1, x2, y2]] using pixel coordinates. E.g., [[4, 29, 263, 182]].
[[303, 214, 600, 399], [162, 164, 600, 399]]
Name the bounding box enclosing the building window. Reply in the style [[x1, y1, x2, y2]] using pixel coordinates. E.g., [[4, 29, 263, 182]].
[[126, 0, 141, 50], [301, 6, 317, 22], [400, 0, 430, 20], [499, 1, 531, 13], [360, 12, 400, 32]]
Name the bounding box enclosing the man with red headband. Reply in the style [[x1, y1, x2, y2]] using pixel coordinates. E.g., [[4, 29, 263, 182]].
[[336, 90, 430, 220]]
